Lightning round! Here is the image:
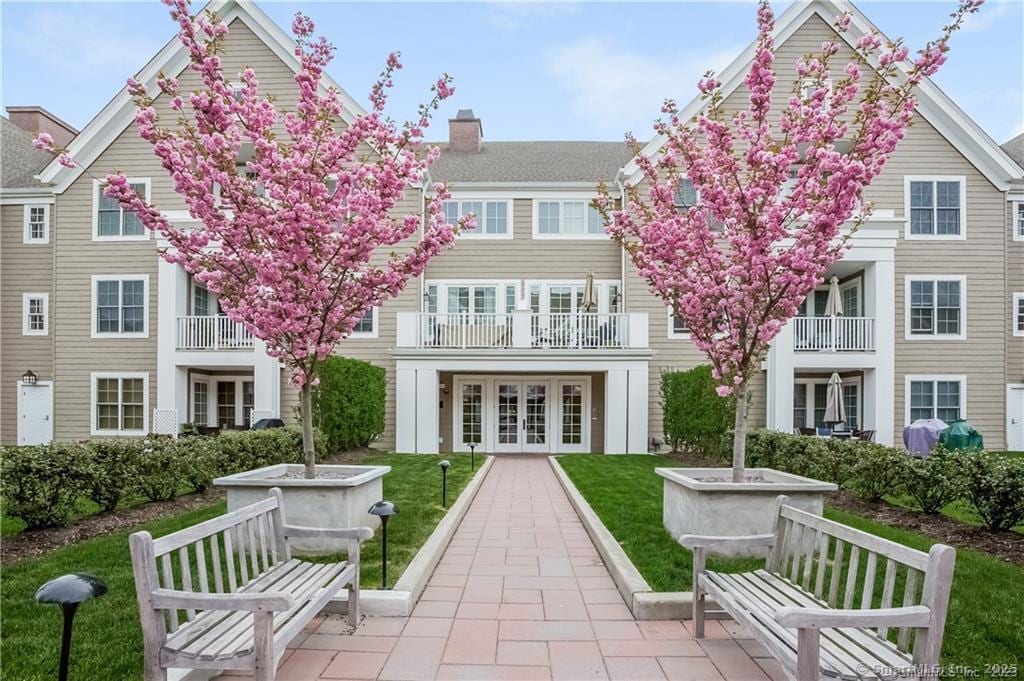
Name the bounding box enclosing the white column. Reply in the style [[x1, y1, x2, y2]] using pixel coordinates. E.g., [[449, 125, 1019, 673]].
[[605, 369, 628, 453], [396, 312, 417, 348], [870, 259, 896, 445], [415, 369, 439, 454], [765, 323, 796, 433], [511, 310, 532, 348], [155, 260, 188, 434], [627, 313, 649, 349], [626, 366, 649, 453], [395, 368, 417, 453], [252, 339, 280, 421]]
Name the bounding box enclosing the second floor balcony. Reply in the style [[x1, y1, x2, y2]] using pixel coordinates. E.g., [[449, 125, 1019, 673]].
[[792, 316, 876, 352], [176, 315, 254, 351], [396, 311, 649, 351]]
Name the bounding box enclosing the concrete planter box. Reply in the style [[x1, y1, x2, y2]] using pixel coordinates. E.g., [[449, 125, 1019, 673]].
[[213, 463, 390, 555], [656, 467, 836, 550]]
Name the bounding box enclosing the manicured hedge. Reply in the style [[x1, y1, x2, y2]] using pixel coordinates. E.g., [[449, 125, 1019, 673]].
[[743, 429, 1024, 531], [661, 365, 735, 458], [0, 428, 317, 529], [313, 356, 386, 454]]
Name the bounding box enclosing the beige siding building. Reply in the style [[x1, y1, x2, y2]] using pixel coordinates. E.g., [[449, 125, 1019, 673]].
[[2, 0, 1022, 453]]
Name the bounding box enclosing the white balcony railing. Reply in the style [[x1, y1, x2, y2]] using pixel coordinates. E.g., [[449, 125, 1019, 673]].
[[176, 315, 254, 350], [793, 316, 875, 352], [402, 312, 646, 350]]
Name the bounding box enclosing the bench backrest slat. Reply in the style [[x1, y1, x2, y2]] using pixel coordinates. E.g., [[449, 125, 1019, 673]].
[[151, 496, 278, 556]]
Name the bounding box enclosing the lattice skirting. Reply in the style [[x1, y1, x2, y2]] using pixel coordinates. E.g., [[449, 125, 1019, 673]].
[[152, 409, 179, 435]]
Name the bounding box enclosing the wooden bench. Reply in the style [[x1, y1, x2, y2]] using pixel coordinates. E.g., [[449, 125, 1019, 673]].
[[130, 488, 372, 681], [681, 495, 955, 681]]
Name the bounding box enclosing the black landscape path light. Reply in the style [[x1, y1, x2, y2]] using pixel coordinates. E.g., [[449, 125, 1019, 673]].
[[368, 500, 398, 589], [35, 573, 108, 681], [469, 443, 476, 471], [439, 459, 451, 508]]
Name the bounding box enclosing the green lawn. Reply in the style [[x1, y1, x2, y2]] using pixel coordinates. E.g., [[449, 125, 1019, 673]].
[[556, 453, 1023, 670], [0, 453, 477, 681]]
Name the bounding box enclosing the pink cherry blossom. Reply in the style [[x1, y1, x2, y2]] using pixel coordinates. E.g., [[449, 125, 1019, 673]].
[[32, 132, 55, 152], [598, 0, 980, 482]]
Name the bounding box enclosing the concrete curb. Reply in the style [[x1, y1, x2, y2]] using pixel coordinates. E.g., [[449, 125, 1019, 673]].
[[327, 455, 495, 617], [548, 456, 722, 621]]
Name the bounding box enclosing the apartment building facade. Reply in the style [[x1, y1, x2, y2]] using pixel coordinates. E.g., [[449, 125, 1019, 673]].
[[2, 0, 1022, 453]]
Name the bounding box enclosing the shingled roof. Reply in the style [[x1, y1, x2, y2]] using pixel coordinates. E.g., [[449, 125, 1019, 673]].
[[1001, 132, 1024, 170], [428, 141, 634, 184], [1, 117, 53, 189]]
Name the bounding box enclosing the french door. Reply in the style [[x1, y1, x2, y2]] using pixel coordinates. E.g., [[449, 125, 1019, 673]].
[[494, 381, 550, 453]]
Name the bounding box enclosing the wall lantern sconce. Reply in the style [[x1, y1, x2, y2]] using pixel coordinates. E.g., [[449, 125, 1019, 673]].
[[22, 370, 38, 386]]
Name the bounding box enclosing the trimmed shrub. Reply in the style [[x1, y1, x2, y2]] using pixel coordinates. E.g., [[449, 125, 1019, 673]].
[[0, 442, 88, 528], [901, 450, 964, 514], [84, 439, 142, 511], [135, 438, 185, 501], [961, 451, 1024, 531], [661, 365, 735, 459], [313, 356, 386, 454], [174, 436, 220, 492], [850, 442, 910, 502]]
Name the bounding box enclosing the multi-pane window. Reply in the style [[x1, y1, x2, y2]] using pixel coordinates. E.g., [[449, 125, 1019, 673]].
[[96, 180, 148, 238], [351, 308, 376, 336], [461, 384, 482, 446], [94, 277, 147, 335], [193, 286, 210, 316], [813, 383, 829, 429], [1014, 293, 1024, 336], [193, 381, 209, 426], [442, 200, 509, 236], [908, 179, 962, 236], [23, 294, 47, 335], [536, 200, 604, 236], [94, 375, 146, 433], [561, 384, 583, 445], [217, 381, 236, 429], [841, 285, 860, 317], [669, 308, 690, 337], [673, 179, 698, 210], [1015, 202, 1024, 241], [908, 278, 963, 338], [842, 384, 859, 431], [24, 204, 49, 243], [909, 379, 963, 423], [793, 384, 808, 431]]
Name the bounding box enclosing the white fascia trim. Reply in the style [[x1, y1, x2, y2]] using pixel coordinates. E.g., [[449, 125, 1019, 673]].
[[90, 371, 150, 436], [903, 274, 967, 341], [39, 0, 367, 194], [22, 293, 49, 336], [620, 0, 1022, 191], [1013, 292, 1024, 338], [90, 274, 151, 339], [0, 188, 56, 204], [348, 307, 380, 339], [92, 178, 153, 241], [902, 175, 967, 241], [22, 203, 50, 244], [903, 374, 967, 426]]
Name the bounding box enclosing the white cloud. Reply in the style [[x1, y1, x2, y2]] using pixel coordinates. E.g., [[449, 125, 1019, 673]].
[[959, 0, 1015, 33], [4, 7, 162, 79], [545, 36, 740, 137], [483, 1, 581, 32]]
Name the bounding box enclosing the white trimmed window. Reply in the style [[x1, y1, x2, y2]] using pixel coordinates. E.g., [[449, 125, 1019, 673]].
[[350, 307, 379, 338], [534, 200, 605, 238], [444, 199, 510, 238], [905, 375, 965, 424], [23, 204, 50, 243], [91, 372, 148, 435], [668, 308, 690, 339], [673, 179, 698, 210], [905, 176, 965, 239], [92, 275, 149, 338], [1014, 201, 1024, 242], [905, 276, 965, 340], [22, 293, 48, 336], [93, 178, 151, 240], [1014, 293, 1024, 337]]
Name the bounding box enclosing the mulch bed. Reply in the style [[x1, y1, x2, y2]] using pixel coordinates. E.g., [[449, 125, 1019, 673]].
[[826, 492, 1024, 568], [1, 488, 226, 565]]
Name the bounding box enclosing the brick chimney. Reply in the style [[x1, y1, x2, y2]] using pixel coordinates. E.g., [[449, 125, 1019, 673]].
[[448, 109, 482, 153], [6, 106, 78, 147]]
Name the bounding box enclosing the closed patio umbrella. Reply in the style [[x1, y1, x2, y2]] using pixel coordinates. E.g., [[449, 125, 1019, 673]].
[[581, 272, 597, 312], [824, 276, 844, 317], [824, 372, 846, 427]]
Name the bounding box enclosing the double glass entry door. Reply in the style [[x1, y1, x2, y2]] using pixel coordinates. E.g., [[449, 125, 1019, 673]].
[[494, 381, 549, 453]]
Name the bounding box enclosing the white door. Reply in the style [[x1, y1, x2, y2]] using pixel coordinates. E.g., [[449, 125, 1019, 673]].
[[1008, 386, 1024, 452], [492, 381, 550, 453], [18, 382, 53, 445]]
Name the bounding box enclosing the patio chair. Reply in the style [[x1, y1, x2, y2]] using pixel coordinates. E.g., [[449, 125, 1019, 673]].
[[797, 427, 816, 436], [854, 429, 875, 442]]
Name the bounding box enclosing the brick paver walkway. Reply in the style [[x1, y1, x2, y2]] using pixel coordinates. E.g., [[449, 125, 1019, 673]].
[[222, 457, 783, 681]]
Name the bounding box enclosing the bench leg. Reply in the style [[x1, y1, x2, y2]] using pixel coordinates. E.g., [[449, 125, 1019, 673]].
[[692, 548, 706, 639], [348, 580, 360, 627], [254, 611, 276, 681], [796, 627, 820, 681]]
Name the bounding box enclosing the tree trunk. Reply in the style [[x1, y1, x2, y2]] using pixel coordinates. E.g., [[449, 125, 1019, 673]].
[[731, 381, 749, 483], [301, 382, 316, 480]]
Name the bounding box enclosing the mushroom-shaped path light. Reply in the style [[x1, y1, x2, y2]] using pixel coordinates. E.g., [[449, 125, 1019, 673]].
[[369, 501, 399, 588], [35, 573, 108, 681], [439, 459, 451, 508]]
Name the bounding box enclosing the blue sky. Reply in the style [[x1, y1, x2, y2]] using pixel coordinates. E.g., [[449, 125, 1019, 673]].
[[2, 1, 1021, 144]]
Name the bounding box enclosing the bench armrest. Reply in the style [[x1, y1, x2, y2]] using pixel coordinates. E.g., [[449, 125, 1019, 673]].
[[678, 534, 776, 552], [150, 588, 294, 612], [775, 605, 931, 629], [281, 524, 373, 542]]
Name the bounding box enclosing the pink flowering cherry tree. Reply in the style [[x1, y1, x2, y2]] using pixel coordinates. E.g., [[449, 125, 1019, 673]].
[[38, 0, 469, 478], [598, 0, 981, 482]]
